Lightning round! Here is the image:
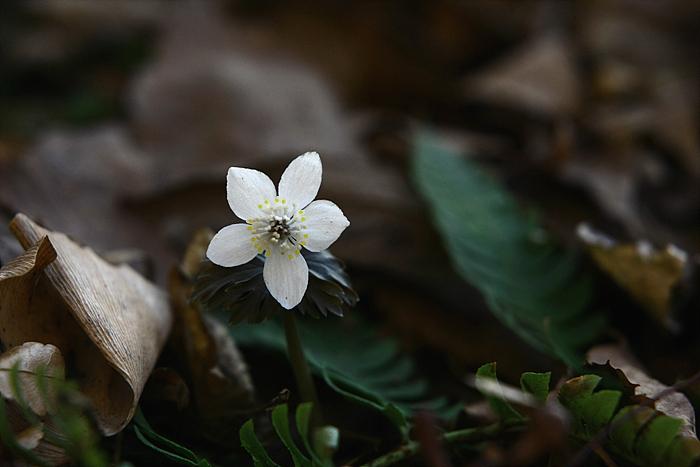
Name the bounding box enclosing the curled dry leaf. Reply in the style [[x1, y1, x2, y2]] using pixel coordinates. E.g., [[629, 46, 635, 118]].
[[1, 213, 173, 435], [587, 344, 697, 439]]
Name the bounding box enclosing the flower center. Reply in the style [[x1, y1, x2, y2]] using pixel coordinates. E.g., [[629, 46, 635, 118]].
[[247, 198, 309, 259]]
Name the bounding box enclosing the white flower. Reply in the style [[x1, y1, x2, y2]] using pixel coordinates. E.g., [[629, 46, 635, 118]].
[[206, 152, 349, 309]]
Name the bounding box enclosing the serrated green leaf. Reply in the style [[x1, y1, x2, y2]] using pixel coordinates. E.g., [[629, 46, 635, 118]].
[[271, 404, 312, 467], [581, 390, 621, 437], [240, 419, 281, 467], [411, 133, 605, 366], [520, 372, 550, 404], [634, 414, 683, 466], [475, 363, 524, 423]]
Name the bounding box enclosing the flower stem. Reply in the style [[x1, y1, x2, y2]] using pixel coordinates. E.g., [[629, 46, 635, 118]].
[[281, 308, 323, 426]]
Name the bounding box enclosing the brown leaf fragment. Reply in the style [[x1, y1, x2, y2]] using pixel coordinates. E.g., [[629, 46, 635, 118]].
[[578, 225, 688, 332], [587, 344, 697, 439], [3, 213, 173, 435], [0, 343, 76, 467], [463, 34, 581, 118], [165, 266, 256, 446]]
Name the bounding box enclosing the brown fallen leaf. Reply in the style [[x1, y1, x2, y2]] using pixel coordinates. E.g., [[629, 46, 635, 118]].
[[0, 342, 64, 416], [578, 224, 689, 332], [1, 213, 173, 435], [587, 343, 697, 439]]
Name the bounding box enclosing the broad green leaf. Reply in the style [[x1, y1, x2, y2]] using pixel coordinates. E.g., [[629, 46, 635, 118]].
[[519, 372, 550, 404], [608, 406, 657, 458], [580, 390, 621, 436], [271, 404, 311, 467], [657, 435, 700, 467], [634, 415, 683, 466], [411, 133, 605, 366], [558, 374, 602, 436], [240, 419, 281, 467], [475, 363, 524, 423]]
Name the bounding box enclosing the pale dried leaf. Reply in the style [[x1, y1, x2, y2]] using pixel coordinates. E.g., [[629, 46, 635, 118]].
[[0, 342, 64, 416], [5, 214, 173, 435]]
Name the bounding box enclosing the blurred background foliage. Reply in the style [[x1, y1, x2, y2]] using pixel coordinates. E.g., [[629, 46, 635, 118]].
[[1, 1, 699, 466]]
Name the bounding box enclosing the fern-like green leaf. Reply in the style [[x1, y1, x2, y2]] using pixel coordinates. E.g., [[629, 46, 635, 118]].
[[411, 133, 605, 366], [224, 313, 455, 433]]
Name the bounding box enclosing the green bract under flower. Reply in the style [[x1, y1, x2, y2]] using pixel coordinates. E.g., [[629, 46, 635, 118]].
[[206, 152, 350, 309]]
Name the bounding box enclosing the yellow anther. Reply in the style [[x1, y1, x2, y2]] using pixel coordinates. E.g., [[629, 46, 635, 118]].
[[301, 217, 306, 221], [258, 204, 263, 208], [251, 238, 256, 242], [301, 241, 306, 246], [299, 210, 304, 214], [265, 251, 271, 256], [247, 226, 253, 230], [295, 250, 300, 255], [282, 199, 286, 204], [275, 198, 279, 203], [258, 247, 263, 252], [254, 244, 259, 248], [264, 200, 269, 204], [304, 234, 309, 238], [289, 255, 293, 259]]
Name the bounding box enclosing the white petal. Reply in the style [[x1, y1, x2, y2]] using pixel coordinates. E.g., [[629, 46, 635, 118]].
[[298, 200, 349, 252], [278, 152, 322, 208], [206, 224, 259, 267], [227, 167, 277, 221], [263, 248, 309, 309]]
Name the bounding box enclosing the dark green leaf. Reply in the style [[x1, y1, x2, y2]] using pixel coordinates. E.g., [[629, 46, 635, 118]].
[[411, 133, 605, 366], [193, 250, 358, 324]]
